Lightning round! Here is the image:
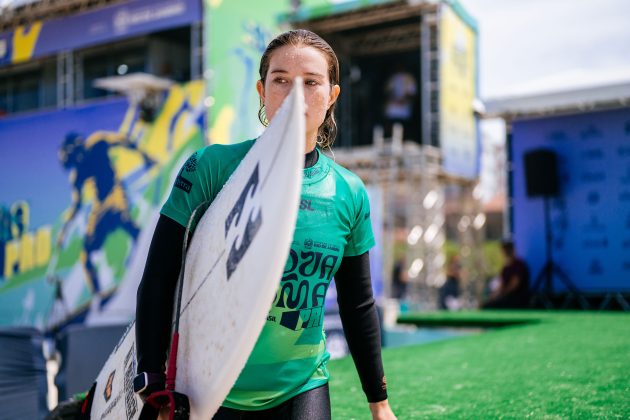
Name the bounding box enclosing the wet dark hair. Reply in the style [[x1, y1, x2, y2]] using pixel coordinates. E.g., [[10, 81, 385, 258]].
[[258, 29, 339, 150]]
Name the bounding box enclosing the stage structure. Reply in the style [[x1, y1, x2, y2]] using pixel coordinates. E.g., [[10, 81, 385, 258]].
[[287, 0, 483, 307]]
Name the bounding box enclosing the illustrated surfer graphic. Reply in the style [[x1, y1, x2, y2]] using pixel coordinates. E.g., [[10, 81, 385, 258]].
[[55, 130, 154, 305]]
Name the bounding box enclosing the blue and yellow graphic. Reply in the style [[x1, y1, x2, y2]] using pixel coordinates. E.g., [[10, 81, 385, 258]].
[[0, 80, 206, 329], [56, 131, 152, 299]]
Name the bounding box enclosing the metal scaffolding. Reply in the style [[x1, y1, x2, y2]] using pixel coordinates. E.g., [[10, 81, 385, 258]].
[[331, 128, 484, 308]]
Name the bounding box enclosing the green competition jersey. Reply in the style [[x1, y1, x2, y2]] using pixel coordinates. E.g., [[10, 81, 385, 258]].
[[161, 139, 375, 410]]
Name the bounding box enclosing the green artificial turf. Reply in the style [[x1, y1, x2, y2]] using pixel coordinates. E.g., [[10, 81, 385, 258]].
[[328, 311, 630, 419]]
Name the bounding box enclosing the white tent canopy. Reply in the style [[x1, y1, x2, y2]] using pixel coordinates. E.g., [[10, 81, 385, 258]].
[[484, 77, 630, 120]]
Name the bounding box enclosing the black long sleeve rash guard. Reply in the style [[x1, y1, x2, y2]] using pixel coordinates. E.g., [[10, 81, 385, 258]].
[[135, 149, 387, 403]]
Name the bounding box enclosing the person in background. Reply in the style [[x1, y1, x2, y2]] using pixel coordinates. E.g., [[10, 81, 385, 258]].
[[481, 240, 530, 309], [438, 255, 461, 310], [383, 63, 417, 140], [391, 257, 408, 300]]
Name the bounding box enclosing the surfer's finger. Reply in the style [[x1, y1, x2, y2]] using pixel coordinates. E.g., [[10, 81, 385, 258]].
[[158, 405, 170, 420]]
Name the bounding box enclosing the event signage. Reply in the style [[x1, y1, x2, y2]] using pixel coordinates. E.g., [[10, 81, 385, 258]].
[[511, 108, 630, 292], [439, 3, 479, 179], [0, 81, 206, 328], [0, 0, 201, 66]]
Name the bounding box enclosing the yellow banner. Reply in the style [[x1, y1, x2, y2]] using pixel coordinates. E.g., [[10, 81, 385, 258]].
[[439, 4, 478, 178]]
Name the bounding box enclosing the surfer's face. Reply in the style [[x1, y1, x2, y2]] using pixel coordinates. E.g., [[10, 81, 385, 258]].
[[257, 45, 340, 151]]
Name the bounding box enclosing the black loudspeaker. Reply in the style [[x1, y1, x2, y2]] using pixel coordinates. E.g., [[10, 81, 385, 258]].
[[523, 149, 559, 197]]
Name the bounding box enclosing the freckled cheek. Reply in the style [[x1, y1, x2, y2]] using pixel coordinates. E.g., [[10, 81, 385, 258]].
[[305, 93, 329, 121], [264, 91, 287, 120]]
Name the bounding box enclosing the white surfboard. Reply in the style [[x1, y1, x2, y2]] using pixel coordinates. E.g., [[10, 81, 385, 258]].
[[89, 81, 305, 419]]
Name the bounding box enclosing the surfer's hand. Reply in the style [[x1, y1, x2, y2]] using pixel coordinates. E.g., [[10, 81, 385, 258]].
[[369, 399, 397, 420]]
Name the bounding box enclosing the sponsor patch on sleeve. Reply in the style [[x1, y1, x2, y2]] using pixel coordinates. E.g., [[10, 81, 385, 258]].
[[174, 175, 193, 193], [183, 152, 198, 173]]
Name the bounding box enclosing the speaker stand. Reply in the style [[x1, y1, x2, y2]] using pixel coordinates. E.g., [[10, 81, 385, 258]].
[[529, 196, 590, 310], [599, 293, 630, 311]]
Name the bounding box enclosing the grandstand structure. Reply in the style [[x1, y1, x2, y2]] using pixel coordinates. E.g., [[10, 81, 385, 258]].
[[0, 0, 124, 31]]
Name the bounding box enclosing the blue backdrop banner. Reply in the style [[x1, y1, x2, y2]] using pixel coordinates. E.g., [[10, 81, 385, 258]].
[[511, 108, 630, 292]]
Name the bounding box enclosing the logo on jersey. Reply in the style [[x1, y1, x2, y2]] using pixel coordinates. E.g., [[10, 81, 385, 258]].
[[225, 164, 262, 279], [300, 199, 315, 211], [304, 167, 321, 179], [273, 248, 340, 331]]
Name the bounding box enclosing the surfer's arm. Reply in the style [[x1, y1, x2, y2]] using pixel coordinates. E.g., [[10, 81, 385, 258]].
[[135, 215, 186, 389], [335, 252, 388, 403]]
